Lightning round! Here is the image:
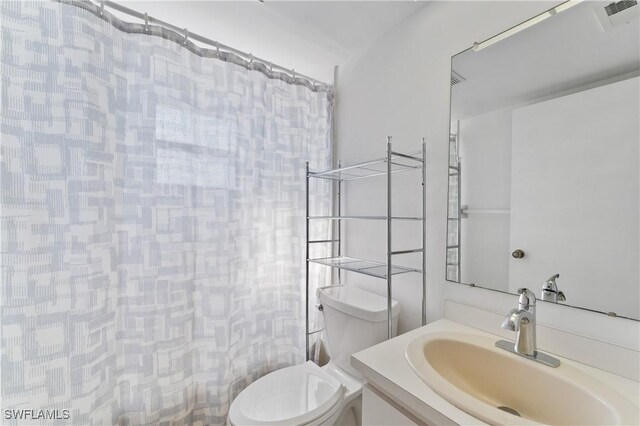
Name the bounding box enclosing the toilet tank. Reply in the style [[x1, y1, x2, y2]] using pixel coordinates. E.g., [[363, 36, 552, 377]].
[[317, 285, 401, 378]]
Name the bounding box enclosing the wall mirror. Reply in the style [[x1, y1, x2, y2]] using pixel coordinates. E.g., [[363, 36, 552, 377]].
[[446, 0, 639, 320]]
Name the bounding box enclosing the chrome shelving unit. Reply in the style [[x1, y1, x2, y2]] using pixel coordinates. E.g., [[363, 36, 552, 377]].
[[305, 137, 427, 360], [446, 130, 461, 282]]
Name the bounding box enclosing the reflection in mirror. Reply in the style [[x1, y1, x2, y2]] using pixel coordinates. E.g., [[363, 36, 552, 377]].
[[447, 0, 639, 320]]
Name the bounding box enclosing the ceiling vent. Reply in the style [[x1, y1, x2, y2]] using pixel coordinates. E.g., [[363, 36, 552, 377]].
[[605, 0, 637, 16], [451, 70, 466, 86], [593, 0, 638, 31]]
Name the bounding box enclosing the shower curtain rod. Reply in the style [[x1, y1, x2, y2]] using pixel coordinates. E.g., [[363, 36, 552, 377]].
[[56, 0, 332, 93]]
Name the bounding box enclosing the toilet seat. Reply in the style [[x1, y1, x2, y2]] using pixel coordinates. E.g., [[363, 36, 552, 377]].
[[228, 361, 344, 426]]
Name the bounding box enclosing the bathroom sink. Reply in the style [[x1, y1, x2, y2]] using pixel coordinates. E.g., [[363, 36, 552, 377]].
[[405, 332, 639, 426]]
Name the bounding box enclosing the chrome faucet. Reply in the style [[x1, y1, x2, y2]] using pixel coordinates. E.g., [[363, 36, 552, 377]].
[[495, 288, 560, 367], [501, 288, 537, 356], [541, 273, 566, 303]]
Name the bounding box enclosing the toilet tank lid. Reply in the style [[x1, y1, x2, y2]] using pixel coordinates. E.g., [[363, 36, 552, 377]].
[[317, 285, 401, 323]]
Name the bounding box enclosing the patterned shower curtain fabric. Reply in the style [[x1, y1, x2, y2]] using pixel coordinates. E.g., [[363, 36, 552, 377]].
[[0, 1, 333, 424]]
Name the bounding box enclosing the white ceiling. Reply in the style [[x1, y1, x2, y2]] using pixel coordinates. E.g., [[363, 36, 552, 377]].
[[257, 2, 427, 59], [117, 1, 427, 83], [451, 1, 640, 121]]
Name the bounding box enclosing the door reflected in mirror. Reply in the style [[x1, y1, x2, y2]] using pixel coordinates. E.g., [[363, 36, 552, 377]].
[[447, 0, 639, 320]]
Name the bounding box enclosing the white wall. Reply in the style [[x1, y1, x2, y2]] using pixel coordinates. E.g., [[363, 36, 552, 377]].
[[334, 0, 639, 348], [509, 76, 639, 318], [459, 109, 512, 290]]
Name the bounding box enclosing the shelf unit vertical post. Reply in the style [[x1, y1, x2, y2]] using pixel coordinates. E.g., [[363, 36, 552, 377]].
[[456, 122, 462, 282], [457, 160, 462, 282], [386, 137, 393, 339], [422, 138, 427, 326], [305, 161, 310, 361], [337, 161, 342, 285]]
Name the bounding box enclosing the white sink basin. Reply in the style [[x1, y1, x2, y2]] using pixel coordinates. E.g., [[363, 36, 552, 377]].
[[405, 331, 639, 425]]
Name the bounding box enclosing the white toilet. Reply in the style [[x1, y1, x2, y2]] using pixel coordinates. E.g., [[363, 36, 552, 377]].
[[228, 285, 400, 426]]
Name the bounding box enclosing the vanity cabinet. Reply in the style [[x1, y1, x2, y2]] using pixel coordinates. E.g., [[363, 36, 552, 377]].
[[362, 385, 421, 426]]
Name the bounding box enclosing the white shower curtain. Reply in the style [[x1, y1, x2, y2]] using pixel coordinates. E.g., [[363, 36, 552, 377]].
[[0, 1, 333, 424]]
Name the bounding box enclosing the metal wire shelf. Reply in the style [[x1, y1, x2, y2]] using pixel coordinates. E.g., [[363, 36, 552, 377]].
[[308, 151, 423, 181], [309, 256, 421, 279], [308, 215, 423, 221]]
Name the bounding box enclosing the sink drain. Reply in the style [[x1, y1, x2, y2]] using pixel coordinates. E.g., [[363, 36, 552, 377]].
[[497, 406, 521, 417]]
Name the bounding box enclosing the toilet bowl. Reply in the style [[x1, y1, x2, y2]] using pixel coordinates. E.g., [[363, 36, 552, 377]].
[[228, 285, 400, 426]]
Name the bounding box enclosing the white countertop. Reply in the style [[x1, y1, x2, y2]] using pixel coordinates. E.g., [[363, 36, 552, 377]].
[[351, 319, 640, 425]]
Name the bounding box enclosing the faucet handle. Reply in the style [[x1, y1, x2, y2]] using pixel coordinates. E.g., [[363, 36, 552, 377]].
[[544, 274, 560, 291], [517, 288, 536, 311]]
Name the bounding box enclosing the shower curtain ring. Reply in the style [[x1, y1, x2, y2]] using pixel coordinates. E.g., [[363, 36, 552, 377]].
[[144, 13, 149, 32], [215, 42, 220, 57], [249, 54, 253, 65], [291, 68, 296, 82], [99, 0, 105, 16], [183, 28, 189, 45]]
